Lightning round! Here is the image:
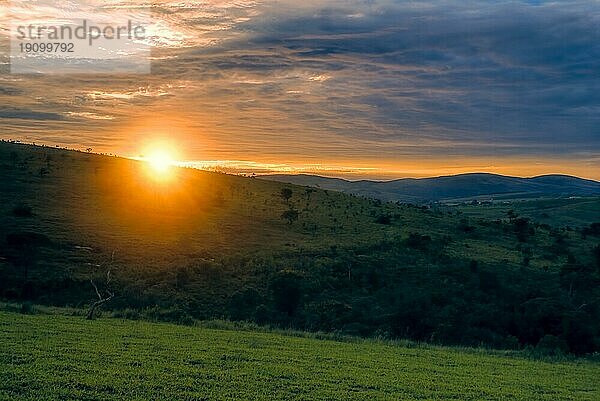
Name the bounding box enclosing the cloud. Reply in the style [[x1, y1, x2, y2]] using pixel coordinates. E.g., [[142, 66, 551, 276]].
[[0, 86, 23, 95], [0, 107, 65, 121], [65, 111, 115, 120]]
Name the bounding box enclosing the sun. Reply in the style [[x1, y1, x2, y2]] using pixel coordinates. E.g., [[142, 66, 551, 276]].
[[140, 146, 180, 182], [146, 150, 173, 173], [137, 141, 182, 182]]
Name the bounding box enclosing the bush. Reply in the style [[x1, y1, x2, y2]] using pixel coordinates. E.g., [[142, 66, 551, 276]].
[[19, 302, 36, 315], [535, 335, 568, 356]]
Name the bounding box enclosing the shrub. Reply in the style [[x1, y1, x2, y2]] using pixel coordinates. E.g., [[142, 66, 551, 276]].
[[535, 335, 568, 356], [19, 302, 35, 315]]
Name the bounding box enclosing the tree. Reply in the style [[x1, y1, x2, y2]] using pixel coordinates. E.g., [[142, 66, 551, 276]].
[[513, 217, 533, 242], [280, 188, 293, 204], [87, 252, 116, 320], [281, 208, 299, 225]]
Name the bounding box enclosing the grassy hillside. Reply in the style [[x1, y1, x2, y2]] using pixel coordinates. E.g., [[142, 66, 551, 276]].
[[1, 311, 598, 401], [452, 197, 600, 228], [1, 141, 595, 269], [0, 142, 390, 259], [1, 141, 599, 353]]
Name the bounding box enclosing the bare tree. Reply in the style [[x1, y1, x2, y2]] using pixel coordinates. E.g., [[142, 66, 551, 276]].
[[87, 252, 116, 320]]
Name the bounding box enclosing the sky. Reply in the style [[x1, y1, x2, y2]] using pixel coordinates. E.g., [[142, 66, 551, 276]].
[[0, 0, 599, 180]]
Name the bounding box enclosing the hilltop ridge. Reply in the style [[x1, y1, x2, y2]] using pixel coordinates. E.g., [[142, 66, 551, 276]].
[[262, 172, 600, 202]]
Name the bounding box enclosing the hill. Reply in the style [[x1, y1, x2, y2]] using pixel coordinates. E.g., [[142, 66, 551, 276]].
[[261, 173, 600, 203], [453, 197, 600, 228], [0, 141, 600, 354], [1, 311, 598, 400]]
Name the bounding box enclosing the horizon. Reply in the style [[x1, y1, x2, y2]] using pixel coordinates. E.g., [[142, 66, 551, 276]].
[[4, 140, 600, 183]]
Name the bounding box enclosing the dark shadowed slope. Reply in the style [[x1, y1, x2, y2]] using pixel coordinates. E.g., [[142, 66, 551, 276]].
[[262, 173, 600, 202]]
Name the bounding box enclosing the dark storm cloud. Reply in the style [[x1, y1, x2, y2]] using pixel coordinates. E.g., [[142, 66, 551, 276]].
[[153, 0, 598, 155]]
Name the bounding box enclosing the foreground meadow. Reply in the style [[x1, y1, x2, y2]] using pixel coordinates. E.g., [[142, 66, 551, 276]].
[[0, 311, 598, 401]]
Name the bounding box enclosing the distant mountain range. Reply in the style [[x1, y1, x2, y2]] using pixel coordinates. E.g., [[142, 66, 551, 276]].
[[261, 173, 600, 203]]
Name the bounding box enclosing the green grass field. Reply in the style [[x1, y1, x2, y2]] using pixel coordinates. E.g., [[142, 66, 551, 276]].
[[0, 311, 598, 401]]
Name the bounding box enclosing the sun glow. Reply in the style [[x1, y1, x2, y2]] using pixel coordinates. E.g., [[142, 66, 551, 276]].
[[139, 143, 180, 181], [146, 150, 174, 173]]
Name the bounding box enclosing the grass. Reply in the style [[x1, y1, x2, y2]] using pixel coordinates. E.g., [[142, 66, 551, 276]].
[[0, 311, 598, 401]]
